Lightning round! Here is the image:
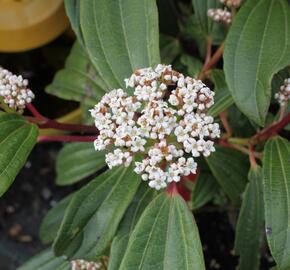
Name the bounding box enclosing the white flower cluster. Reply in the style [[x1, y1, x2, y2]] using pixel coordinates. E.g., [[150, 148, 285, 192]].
[[91, 64, 220, 190], [207, 8, 232, 24], [0, 67, 34, 113], [220, 0, 242, 8], [275, 78, 290, 106], [71, 259, 102, 270]]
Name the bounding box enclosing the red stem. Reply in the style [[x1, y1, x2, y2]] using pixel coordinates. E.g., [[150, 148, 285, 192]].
[[249, 145, 257, 168], [204, 39, 212, 67], [26, 103, 98, 134], [219, 111, 232, 137], [203, 43, 225, 73], [219, 139, 262, 159], [39, 120, 98, 133], [38, 135, 97, 143], [166, 182, 179, 195], [26, 103, 47, 121], [251, 113, 290, 143]]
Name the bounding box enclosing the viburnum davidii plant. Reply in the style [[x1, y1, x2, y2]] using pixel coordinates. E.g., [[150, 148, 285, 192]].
[[0, 0, 289, 270]]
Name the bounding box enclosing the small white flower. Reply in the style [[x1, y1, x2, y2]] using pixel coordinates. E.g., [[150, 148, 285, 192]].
[[0, 67, 35, 113], [168, 94, 179, 106], [91, 64, 219, 190], [275, 78, 290, 106], [71, 259, 103, 270], [131, 137, 146, 152], [207, 8, 232, 24]]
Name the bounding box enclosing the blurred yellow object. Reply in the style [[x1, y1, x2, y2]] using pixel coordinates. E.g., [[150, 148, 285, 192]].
[[0, 0, 69, 52]]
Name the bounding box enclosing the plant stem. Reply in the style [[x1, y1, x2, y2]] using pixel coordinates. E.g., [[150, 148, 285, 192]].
[[26, 104, 98, 134], [219, 139, 262, 159], [39, 120, 98, 133], [0, 97, 14, 113], [204, 39, 212, 67], [227, 137, 249, 146], [219, 111, 232, 137], [251, 112, 290, 144], [166, 182, 179, 195], [26, 103, 47, 121], [279, 103, 287, 121], [249, 144, 257, 168], [206, 43, 224, 71], [38, 135, 97, 143]]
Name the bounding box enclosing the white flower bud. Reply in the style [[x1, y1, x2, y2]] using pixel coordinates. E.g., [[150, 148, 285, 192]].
[[0, 67, 34, 112]]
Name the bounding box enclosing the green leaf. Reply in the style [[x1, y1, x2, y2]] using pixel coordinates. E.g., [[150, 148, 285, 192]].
[[224, 0, 290, 126], [80, 0, 160, 89], [263, 136, 290, 269], [119, 192, 205, 270], [180, 54, 203, 79], [46, 42, 107, 106], [206, 146, 249, 204], [208, 69, 234, 117], [17, 249, 69, 270], [160, 34, 181, 64], [56, 142, 106, 185], [109, 184, 156, 270], [40, 194, 73, 244], [0, 113, 38, 197], [53, 166, 140, 259], [235, 166, 264, 270], [65, 0, 84, 45], [227, 105, 256, 138], [191, 0, 227, 45], [191, 172, 219, 210]]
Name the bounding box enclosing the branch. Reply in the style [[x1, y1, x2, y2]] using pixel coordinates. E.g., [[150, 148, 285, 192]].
[[251, 113, 290, 144], [39, 120, 98, 134], [249, 144, 257, 168], [26, 103, 47, 121], [219, 111, 232, 137], [203, 43, 225, 74], [26, 104, 98, 134], [219, 139, 262, 159], [38, 135, 97, 143]]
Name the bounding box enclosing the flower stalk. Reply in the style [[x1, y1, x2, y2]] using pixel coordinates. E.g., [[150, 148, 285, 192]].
[[251, 112, 290, 144], [38, 135, 97, 143]]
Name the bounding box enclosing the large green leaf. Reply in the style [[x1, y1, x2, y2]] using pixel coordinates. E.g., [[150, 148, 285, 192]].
[[65, 0, 84, 45], [53, 166, 140, 259], [109, 184, 156, 270], [224, 0, 290, 126], [206, 146, 249, 204], [0, 113, 38, 197], [119, 192, 205, 270], [263, 137, 290, 269], [235, 166, 264, 270], [17, 249, 69, 270], [190, 172, 219, 210], [56, 142, 106, 185], [208, 69, 234, 117], [80, 0, 160, 89], [191, 0, 227, 45], [40, 194, 73, 244], [46, 42, 107, 106]]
